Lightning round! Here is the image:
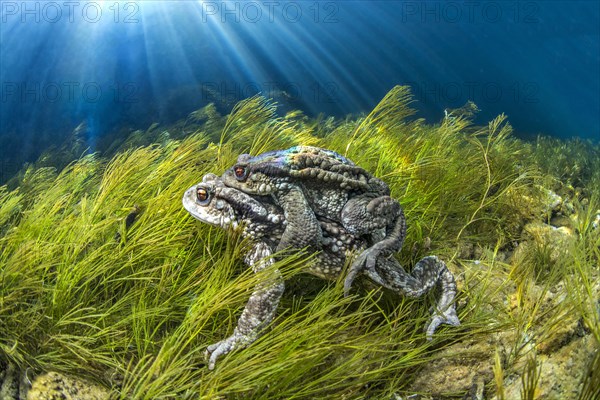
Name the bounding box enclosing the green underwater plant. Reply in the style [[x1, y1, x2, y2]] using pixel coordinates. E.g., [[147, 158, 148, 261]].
[[0, 86, 598, 398]]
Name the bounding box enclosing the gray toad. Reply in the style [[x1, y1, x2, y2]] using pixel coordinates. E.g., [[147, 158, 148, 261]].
[[183, 173, 459, 370], [221, 146, 406, 293]]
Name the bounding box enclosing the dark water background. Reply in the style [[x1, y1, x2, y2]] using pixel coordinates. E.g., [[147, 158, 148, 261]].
[[1, 1, 599, 180]]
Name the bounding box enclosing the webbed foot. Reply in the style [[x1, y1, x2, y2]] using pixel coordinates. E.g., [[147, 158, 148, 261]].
[[205, 331, 254, 370], [425, 307, 461, 340], [343, 244, 385, 296]]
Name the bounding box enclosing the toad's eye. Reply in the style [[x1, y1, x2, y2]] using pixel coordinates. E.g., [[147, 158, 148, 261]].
[[233, 165, 248, 181], [196, 187, 211, 205]]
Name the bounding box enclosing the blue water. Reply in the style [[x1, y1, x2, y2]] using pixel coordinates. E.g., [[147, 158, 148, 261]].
[[1, 1, 598, 174]]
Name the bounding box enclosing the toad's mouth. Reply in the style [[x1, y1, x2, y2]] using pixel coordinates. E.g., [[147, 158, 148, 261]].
[[183, 186, 239, 230]]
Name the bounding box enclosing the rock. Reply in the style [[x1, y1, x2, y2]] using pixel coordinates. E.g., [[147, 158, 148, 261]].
[[493, 334, 597, 399], [512, 222, 574, 265], [457, 242, 475, 259], [592, 210, 600, 230], [539, 187, 562, 214], [0, 362, 111, 400], [27, 371, 110, 400], [407, 336, 500, 395], [0, 361, 19, 400], [549, 214, 573, 229]]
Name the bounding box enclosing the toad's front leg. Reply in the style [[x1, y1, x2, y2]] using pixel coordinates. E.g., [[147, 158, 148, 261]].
[[206, 242, 285, 370], [275, 184, 322, 253]]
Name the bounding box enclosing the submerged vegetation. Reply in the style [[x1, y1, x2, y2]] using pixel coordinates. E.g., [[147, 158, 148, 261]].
[[1, 86, 598, 398]]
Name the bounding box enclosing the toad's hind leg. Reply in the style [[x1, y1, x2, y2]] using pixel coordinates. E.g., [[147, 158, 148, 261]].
[[342, 196, 406, 294], [364, 256, 460, 339]]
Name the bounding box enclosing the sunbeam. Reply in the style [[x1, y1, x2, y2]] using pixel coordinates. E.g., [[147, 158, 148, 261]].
[[0, 0, 598, 172]]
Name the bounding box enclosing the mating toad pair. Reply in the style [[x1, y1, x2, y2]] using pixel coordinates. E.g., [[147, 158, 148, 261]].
[[182, 146, 460, 370]]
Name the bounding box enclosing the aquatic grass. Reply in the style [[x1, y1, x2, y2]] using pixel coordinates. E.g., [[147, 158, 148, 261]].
[[198, 289, 430, 399], [1, 87, 599, 398], [216, 94, 321, 164], [520, 355, 542, 400], [1, 135, 216, 372], [580, 346, 600, 400], [530, 136, 600, 189], [0, 187, 22, 229], [456, 247, 515, 333], [493, 349, 506, 400], [564, 197, 600, 342]]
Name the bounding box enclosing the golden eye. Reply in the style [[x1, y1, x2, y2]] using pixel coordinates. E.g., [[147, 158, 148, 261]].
[[234, 165, 248, 181], [196, 187, 211, 204]]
